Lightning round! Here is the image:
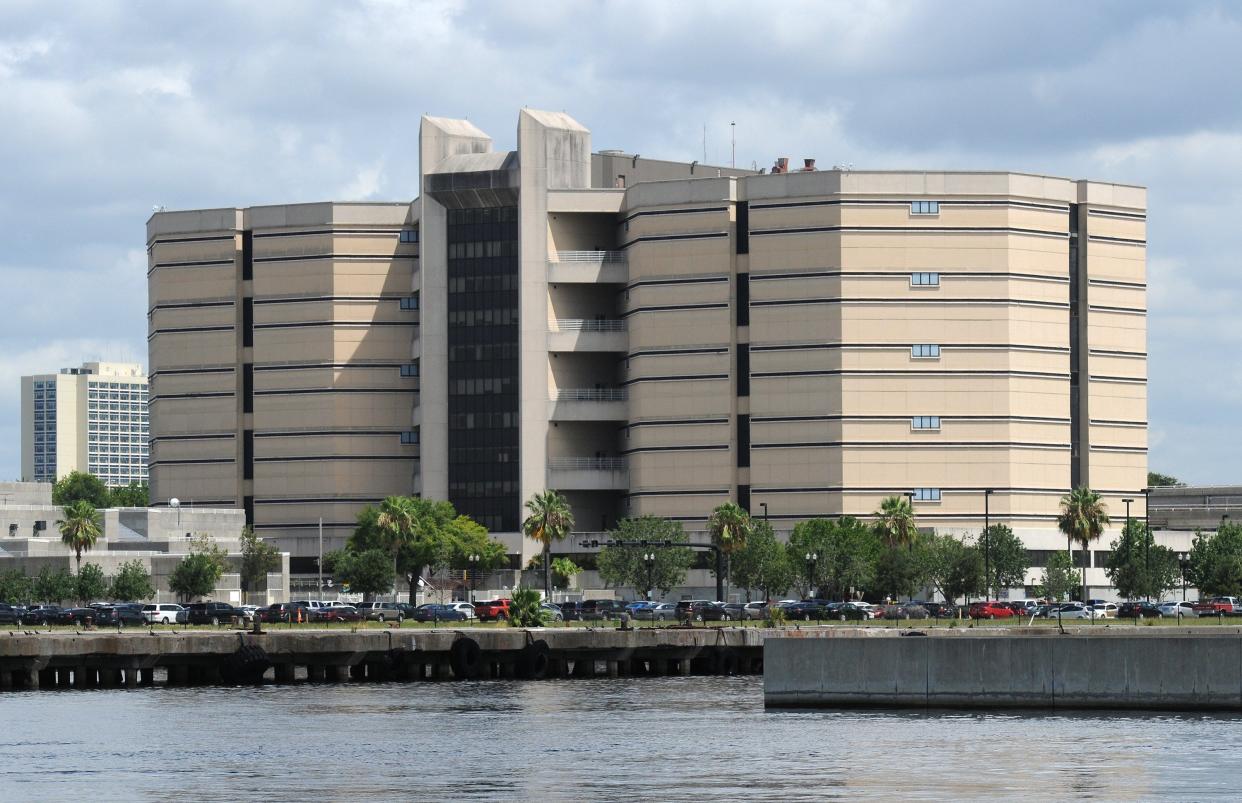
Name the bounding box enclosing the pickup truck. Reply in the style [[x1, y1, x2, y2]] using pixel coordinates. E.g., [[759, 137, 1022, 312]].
[[185, 601, 241, 625], [474, 599, 511, 622], [1192, 597, 1241, 616]]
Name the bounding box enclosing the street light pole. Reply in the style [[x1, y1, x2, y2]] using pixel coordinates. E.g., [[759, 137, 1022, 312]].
[[468, 554, 479, 604], [1141, 487, 1150, 601], [805, 552, 817, 598], [760, 502, 768, 523], [984, 489, 993, 600], [1122, 497, 1134, 599]]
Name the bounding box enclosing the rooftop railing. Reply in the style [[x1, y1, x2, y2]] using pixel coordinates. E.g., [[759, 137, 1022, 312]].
[[547, 457, 627, 471], [554, 388, 627, 402], [550, 250, 626, 264], [552, 318, 627, 332]]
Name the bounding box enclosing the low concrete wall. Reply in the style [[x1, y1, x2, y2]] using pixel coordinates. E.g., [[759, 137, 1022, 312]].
[[764, 629, 1242, 710]]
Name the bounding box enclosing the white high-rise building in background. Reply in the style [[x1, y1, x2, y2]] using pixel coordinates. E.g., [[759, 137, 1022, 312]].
[[20, 362, 149, 487]]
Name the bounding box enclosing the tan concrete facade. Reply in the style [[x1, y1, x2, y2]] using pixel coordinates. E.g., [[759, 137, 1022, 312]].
[[21, 362, 148, 487], [149, 109, 1146, 581]]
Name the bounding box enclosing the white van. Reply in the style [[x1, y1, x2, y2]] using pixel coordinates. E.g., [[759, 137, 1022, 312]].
[[142, 603, 186, 624]]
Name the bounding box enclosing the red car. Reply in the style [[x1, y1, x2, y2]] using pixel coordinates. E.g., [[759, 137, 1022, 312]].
[[318, 605, 362, 623], [474, 599, 512, 622], [968, 601, 1015, 620]]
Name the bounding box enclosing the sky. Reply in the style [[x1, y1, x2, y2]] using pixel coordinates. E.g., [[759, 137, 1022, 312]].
[[0, 0, 1238, 484]]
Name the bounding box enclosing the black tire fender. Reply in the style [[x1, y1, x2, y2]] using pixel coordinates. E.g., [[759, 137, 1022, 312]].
[[222, 643, 271, 684], [450, 637, 483, 679], [517, 640, 551, 680]]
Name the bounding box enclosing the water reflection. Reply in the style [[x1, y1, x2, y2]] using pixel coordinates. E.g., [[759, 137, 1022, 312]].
[[1, 678, 1240, 800]]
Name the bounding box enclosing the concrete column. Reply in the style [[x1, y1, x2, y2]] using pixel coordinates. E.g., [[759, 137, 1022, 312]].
[[306, 664, 326, 682], [100, 668, 122, 688], [124, 668, 138, 688], [349, 663, 367, 681], [678, 658, 692, 676], [168, 665, 189, 686], [571, 659, 596, 678], [38, 668, 56, 688], [0, 670, 12, 690], [606, 661, 619, 678], [24, 668, 40, 690], [56, 669, 72, 688], [274, 664, 295, 684], [434, 661, 453, 680], [139, 668, 154, 686], [327, 665, 348, 683]]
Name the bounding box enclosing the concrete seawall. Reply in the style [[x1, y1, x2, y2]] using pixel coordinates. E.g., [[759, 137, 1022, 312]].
[[764, 629, 1242, 710]]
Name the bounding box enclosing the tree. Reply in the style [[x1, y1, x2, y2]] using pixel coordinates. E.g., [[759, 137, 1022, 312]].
[[1038, 550, 1078, 602], [874, 546, 921, 602], [921, 533, 982, 605], [59, 500, 102, 573], [35, 566, 77, 604], [1187, 523, 1242, 597], [169, 554, 224, 601], [52, 471, 110, 507], [108, 481, 149, 508], [110, 559, 155, 602], [1057, 486, 1110, 604], [331, 548, 395, 600], [708, 501, 753, 595], [730, 522, 793, 601], [375, 495, 422, 591], [873, 495, 918, 551], [239, 526, 280, 594], [1147, 471, 1182, 488], [507, 586, 547, 627], [596, 516, 694, 598], [522, 490, 575, 597], [786, 517, 881, 600], [0, 569, 34, 604], [550, 557, 583, 590], [75, 563, 108, 605], [977, 524, 1030, 599], [1104, 519, 1179, 600]]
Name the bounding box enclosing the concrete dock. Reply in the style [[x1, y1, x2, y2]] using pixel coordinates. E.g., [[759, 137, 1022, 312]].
[[764, 627, 1242, 710], [0, 626, 766, 689]]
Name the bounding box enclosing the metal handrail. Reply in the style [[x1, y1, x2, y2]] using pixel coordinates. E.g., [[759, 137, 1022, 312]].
[[548, 457, 627, 471], [554, 388, 627, 402], [552, 318, 626, 332], [550, 250, 626, 264]]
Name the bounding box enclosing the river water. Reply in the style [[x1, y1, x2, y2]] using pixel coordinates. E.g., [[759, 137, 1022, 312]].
[[2, 676, 1241, 800]]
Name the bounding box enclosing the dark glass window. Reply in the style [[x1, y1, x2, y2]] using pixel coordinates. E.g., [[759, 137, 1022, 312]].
[[243, 429, 254, 480], [447, 206, 520, 531], [736, 272, 749, 327], [242, 230, 253, 280], [242, 363, 254, 413], [737, 414, 750, 468], [737, 484, 751, 513], [736, 343, 750, 397], [242, 298, 254, 347], [243, 495, 254, 526], [735, 201, 749, 255]]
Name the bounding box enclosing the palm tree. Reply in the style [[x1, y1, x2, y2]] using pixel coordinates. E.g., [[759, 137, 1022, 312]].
[[376, 495, 421, 595], [708, 502, 753, 598], [874, 495, 917, 551], [523, 490, 575, 597], [1057, 486, 1110, 604], [59, 500, 102, 574]]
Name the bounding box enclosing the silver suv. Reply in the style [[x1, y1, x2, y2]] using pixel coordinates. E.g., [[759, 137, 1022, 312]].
[[355, 602, 405, 622]]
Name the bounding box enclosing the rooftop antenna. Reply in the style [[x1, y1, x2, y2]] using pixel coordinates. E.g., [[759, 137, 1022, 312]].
[[702, 123, 707, 163], [730, 121, 736, 169]]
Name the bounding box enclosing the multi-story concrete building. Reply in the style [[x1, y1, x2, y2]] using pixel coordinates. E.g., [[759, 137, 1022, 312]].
[[21, 362, 150, 487], [148, 109, 1147, 588]]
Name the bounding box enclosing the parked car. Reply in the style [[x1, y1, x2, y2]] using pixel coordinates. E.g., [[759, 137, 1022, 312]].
[[1192, 597, 1241, 616], [474, 599, 512, 622], [97, 604, 146, 627], [830, 602, 870, 621], [414, 604, 468, 622], [579, 599, 623, 620], [635, 602, 677, 621], [355, 602, 405, 622], [1158, 601, 1199, 618], [319, 605, 362, 623], [1055, 603, 1096, 620], [540, 602, 564, 622], [1090, 602, 1119, 619], [185, 602, 241, 625], [21, 605, 63, 626], [56, 607, 98, 626], [698, 602, 733, 621], [259, 602, 308, 623], [920, 602, 954, 618], [443, 602, 477, 620], [141, 603, 186, 625], [968, 601, 1016, 620], [1118, 601, 1163, 619], [625, 601, 655, 617], [782, 600, 827, 621], [0, 603, 23, 625], [557, 601, 584, 621]]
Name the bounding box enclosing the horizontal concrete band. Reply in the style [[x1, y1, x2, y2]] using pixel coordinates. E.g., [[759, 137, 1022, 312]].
[[764, 630, 1242, 710]]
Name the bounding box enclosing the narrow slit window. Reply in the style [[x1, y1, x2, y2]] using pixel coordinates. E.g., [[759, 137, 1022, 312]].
[[910, 201, 940, 216], [910, 272, 940, 286]]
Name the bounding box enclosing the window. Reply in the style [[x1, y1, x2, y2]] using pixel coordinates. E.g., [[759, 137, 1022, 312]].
[[399, 228, 419, 243], [735, 201, 749, 255], [736, 272, 749, 327], [912, 416, 941, 430], [400, 363, 419, 378], [737, 414, 750, 468], [400, 430, 420, 445], [736, 343, 749, 397], [400, 295, 419, 311], [242, 298, 254, 347], [911, 344, 941, 359], [911, 272, 940, 286], [912, 488, 941, 502], [910, 201, 940, 215]]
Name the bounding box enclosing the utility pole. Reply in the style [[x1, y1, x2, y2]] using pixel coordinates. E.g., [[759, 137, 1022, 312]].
[[318, 517, 323, 601], [730, 121, 736, 168], [984, 489, 993, 599]]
